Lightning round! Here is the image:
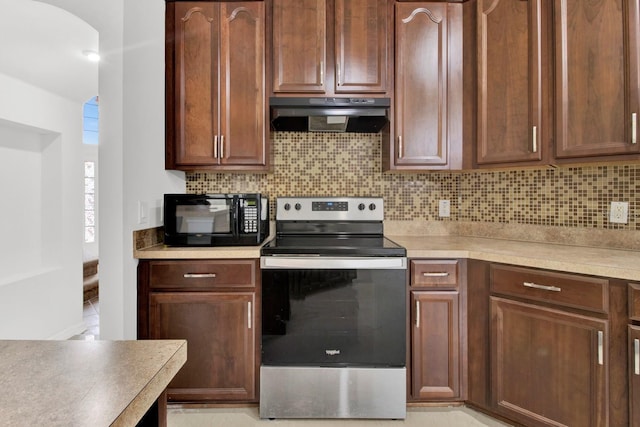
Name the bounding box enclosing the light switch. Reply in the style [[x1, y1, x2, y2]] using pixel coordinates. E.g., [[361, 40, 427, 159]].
[[138, 201, 149, 224]]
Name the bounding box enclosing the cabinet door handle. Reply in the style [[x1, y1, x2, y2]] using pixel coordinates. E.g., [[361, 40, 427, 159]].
[[598, 330, 604, 365], [398, 136, 403, 159], [213, 135, 219, 158], [532, 125, 538, 153], [337, 62, 341, 86], [523, 281, 561, 292], [632, 113, 637, 144], [423, 272, 449, 277], [320, 61, 324, 86], [220, 135, 225, 158], [248, 301, 252, 329], [183, 273, 216, 279], [415, 300, 420, 328], [635, 339, 639, 375]]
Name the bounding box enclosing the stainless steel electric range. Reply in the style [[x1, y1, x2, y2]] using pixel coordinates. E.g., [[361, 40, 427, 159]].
[[259, 197, 407, 419]]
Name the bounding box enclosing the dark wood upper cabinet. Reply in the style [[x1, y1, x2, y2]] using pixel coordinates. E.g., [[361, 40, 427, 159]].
[[554, 0, 640, 159], [476, 0, 550, 166], [334, 0, 390, 93], [165, 2, 268, 171], [272, 0, 391, 95], [272, 0, 326, 93], [387, 2, 472, 171], [393, 2, 449, 168]]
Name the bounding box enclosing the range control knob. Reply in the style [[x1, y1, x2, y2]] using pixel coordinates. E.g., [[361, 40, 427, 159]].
[[295, 203, 302, 211], [358, 203, 366, 211], [369, 203, 377, 211], [284, 203, 291, 211]]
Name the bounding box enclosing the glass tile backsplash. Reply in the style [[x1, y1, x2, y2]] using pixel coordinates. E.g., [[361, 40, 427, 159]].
[[186, 132, 639, 231]]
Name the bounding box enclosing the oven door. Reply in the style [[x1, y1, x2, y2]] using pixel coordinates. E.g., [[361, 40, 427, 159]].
[[260, 256, 407, 368]]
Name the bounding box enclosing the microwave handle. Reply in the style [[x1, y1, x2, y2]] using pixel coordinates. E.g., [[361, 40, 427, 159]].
[[232, 195, 240, 237]]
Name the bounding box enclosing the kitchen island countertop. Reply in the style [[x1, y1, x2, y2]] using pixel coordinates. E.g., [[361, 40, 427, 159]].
[[0, 339, 186, 427]]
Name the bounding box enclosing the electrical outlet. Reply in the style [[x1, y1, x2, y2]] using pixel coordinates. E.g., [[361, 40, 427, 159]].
[[609, 201, 629, 224], [438, 200, 451, 218]]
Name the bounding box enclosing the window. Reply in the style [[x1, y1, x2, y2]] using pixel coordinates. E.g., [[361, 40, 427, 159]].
[[83, 96, 98, 243], [84, 161, 96, 243], [83, 96, 99, 145]]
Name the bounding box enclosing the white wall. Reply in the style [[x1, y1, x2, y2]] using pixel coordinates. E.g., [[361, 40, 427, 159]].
[[120, 0, 184, 338], [0, 73, 84, 339], [40, 0, 185, 339]]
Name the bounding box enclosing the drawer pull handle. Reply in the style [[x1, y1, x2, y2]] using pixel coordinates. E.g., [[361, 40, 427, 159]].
[[248, 301, 252, 330], [415, 301, 420, 328], [598, 331, 604, 365], [183, 273, 217, 279], [523, 281, 561, 292], [423, 272, 449, 277], [635, 339, 639, 375]]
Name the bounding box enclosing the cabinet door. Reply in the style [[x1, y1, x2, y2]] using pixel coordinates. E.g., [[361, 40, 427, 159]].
[[171, 3, 219, 166], [554, 0, 640, 158], [411, 291, 460, 400], [491, 297, 607, 427], [476, 0, 547, 165], [219, 2, 266, 166], [395, 3, 449, 167], [149, 291, 256, 402], [272, 0, 326, 93], [334, 0, 389, 93], [631, 325, 640, 426]]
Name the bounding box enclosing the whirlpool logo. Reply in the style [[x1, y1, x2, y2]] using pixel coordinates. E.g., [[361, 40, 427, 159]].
[[325, 349, 341, 356]]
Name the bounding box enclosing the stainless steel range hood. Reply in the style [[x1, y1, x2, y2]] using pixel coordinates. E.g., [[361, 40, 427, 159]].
[[270, 97, 390, 133]]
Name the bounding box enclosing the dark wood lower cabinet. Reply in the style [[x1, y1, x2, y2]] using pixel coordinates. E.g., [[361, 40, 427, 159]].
[[408, 259, 466, 402], [411, 291, 460, 400], [149, 292, 256, 402], [137, 259, 259, 403], [491, 297, 607, 427], [630, 325, 640, 426]]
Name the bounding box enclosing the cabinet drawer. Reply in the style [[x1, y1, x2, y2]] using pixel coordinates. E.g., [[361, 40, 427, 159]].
[[411, 260, 458, 289], [629, 283, 640, 321], [149, 259, 258, 289], [490, 264, 608, 314]]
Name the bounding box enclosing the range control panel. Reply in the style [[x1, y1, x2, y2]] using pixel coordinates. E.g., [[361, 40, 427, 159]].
[[276, 197, 384, 221]]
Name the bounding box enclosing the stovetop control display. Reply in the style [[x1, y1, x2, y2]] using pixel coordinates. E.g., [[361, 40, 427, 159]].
[[312, 201, 348, 211]]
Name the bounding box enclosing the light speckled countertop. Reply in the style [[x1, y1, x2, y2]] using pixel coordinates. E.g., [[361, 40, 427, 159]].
[[388, 235, 640, 281], [135, 235, 640, 281], [0, 339, 186, 427]]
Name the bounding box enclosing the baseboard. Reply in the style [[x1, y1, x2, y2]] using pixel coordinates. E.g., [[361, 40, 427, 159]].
[[50, 321, 87, 340]]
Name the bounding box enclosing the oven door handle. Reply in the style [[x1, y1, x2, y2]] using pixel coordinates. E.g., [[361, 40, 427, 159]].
[[260, 256, 407, 270]]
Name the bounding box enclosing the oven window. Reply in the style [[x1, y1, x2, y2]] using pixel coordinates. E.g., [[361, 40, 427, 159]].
[[262, 268, 406, 367], [175, 200, 231, 234]]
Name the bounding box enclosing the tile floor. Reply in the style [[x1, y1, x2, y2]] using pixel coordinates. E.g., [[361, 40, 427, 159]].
[[69, 297, 100, 340], [167, 406, 514, 427]]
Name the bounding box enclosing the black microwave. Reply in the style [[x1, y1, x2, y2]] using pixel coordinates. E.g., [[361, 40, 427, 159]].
[[163, 193, 269, 246]]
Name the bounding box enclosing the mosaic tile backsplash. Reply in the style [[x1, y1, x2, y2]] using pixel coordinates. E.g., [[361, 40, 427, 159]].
[[186, 133, 639, 231]]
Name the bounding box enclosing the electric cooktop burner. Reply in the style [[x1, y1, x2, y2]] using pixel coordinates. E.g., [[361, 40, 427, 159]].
[[260, 235, 406, 257], [260, 196, 406, 257]]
